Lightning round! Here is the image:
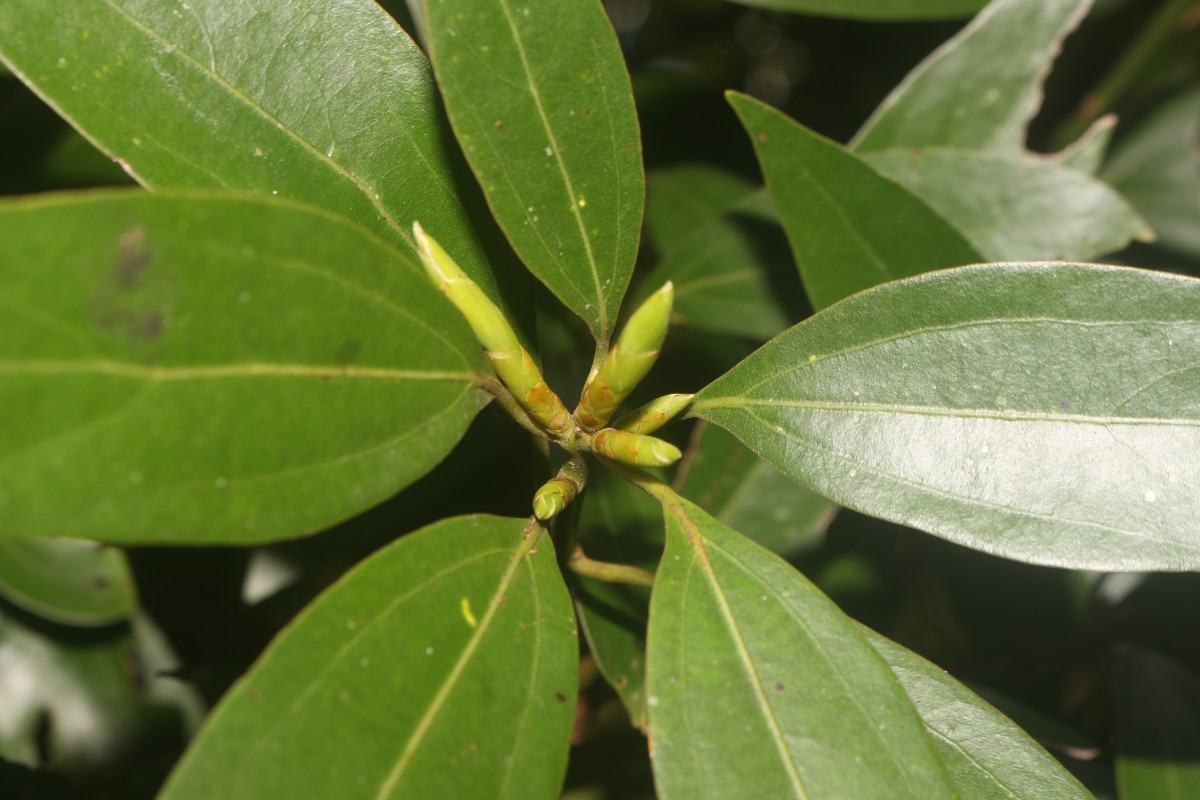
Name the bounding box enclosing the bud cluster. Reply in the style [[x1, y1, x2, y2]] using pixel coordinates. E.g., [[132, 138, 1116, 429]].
[[414, 222, 692, 522]]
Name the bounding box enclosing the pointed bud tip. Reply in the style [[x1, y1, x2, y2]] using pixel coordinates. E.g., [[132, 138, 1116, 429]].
[[533, 491, 564, 521], [648, 438, 682, 466]]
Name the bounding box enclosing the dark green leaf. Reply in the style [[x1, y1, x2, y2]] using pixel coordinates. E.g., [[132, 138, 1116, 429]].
[[639, 190, 803, 341], [1114, 649, 1200, 800], [647, 495, 953, 799], [852, 0, 1092, 153], [0, 538, 135, 626], [866, 630, 1096, 800], [645, 164, 756, 258], [693, 263, 1200, 571], [1103, 89, 1200, 259], [721, 0, 987, 20], [864, 148, 1152, 260], [676, 422, 835, 556], [0, 192, 487, 544], [0, 0, 511, 312], [161, 515, 578, 800], [728, 92, 981, 310], [422, 0, 643, 341]]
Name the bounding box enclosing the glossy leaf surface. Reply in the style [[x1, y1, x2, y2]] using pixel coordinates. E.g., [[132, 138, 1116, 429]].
[[852, 0, 1092, 153], [647, 494, 952, 799], [161, 515, 578, 800], [1114, 649, 1200, 800], [723, 0, 986, 19], [422, 0, 643, 342], [677, 422, 835, 556], [867, 630, 1095, 799], [0, 0, 511, 311], [728, 92, 981, 310], [865, 148, 1151, 261], [0, 192, 487, 544], [694, 263, 1200, 570], [0, 538, 135, 626]]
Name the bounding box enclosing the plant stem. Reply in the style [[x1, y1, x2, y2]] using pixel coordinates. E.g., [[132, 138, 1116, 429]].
[[1055, 0, 1199, 149], [477, 373, 550, 440], [567, 544, 655, 588], [598, 457, 677, 506]]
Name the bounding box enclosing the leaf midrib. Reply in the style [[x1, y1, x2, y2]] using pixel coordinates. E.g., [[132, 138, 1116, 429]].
[[707, 313, 1198, 400], [694, 396, 1200, 429], [0, 359, 476, 382], [97, 0, 416, 251], [666, 501, 809, 799], [708, 532, 941, 798], [495, 0, 607, 335], [375, 524, 542, 798]]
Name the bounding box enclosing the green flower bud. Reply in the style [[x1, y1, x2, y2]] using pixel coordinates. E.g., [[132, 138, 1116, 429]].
[[532, 456, 588, 521], [591, 427, 681, 467], [414, 222, 571, 436], [577, 282, 673, 430], [613, 393, 694, 436]]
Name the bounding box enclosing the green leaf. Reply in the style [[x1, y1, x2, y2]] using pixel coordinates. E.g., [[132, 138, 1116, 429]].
[[728, 92, 982, 309], [161, 515, 578, 800], [1103, 89, 1200, 259], [692, 262, 1200, 571], [0, 538, 135, 626], [852, 0, 1093, 153], [865, 630, 1096, 800], [422, 0, 644, 342], [0, 0, 511, 313], [1114, 649, 1200, 800], [641, 164, 803, 340], [647, 494, 953, 800], [0, 192, 487, 544], [720, 0, 987, 20], [639, 190, 804, 341], [645, 164, 756, 257], [864, 148, 1152, 261], [676, 422, 835, 556], [1055, 116, 1116, 176]]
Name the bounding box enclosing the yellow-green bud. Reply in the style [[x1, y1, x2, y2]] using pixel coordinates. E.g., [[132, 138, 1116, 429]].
[[591, 427, 681, 467], [577, 282, 674, 430], [613, 393, 694, 436], [532, 456, 588, 521], [414, 222, 572, 436]]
